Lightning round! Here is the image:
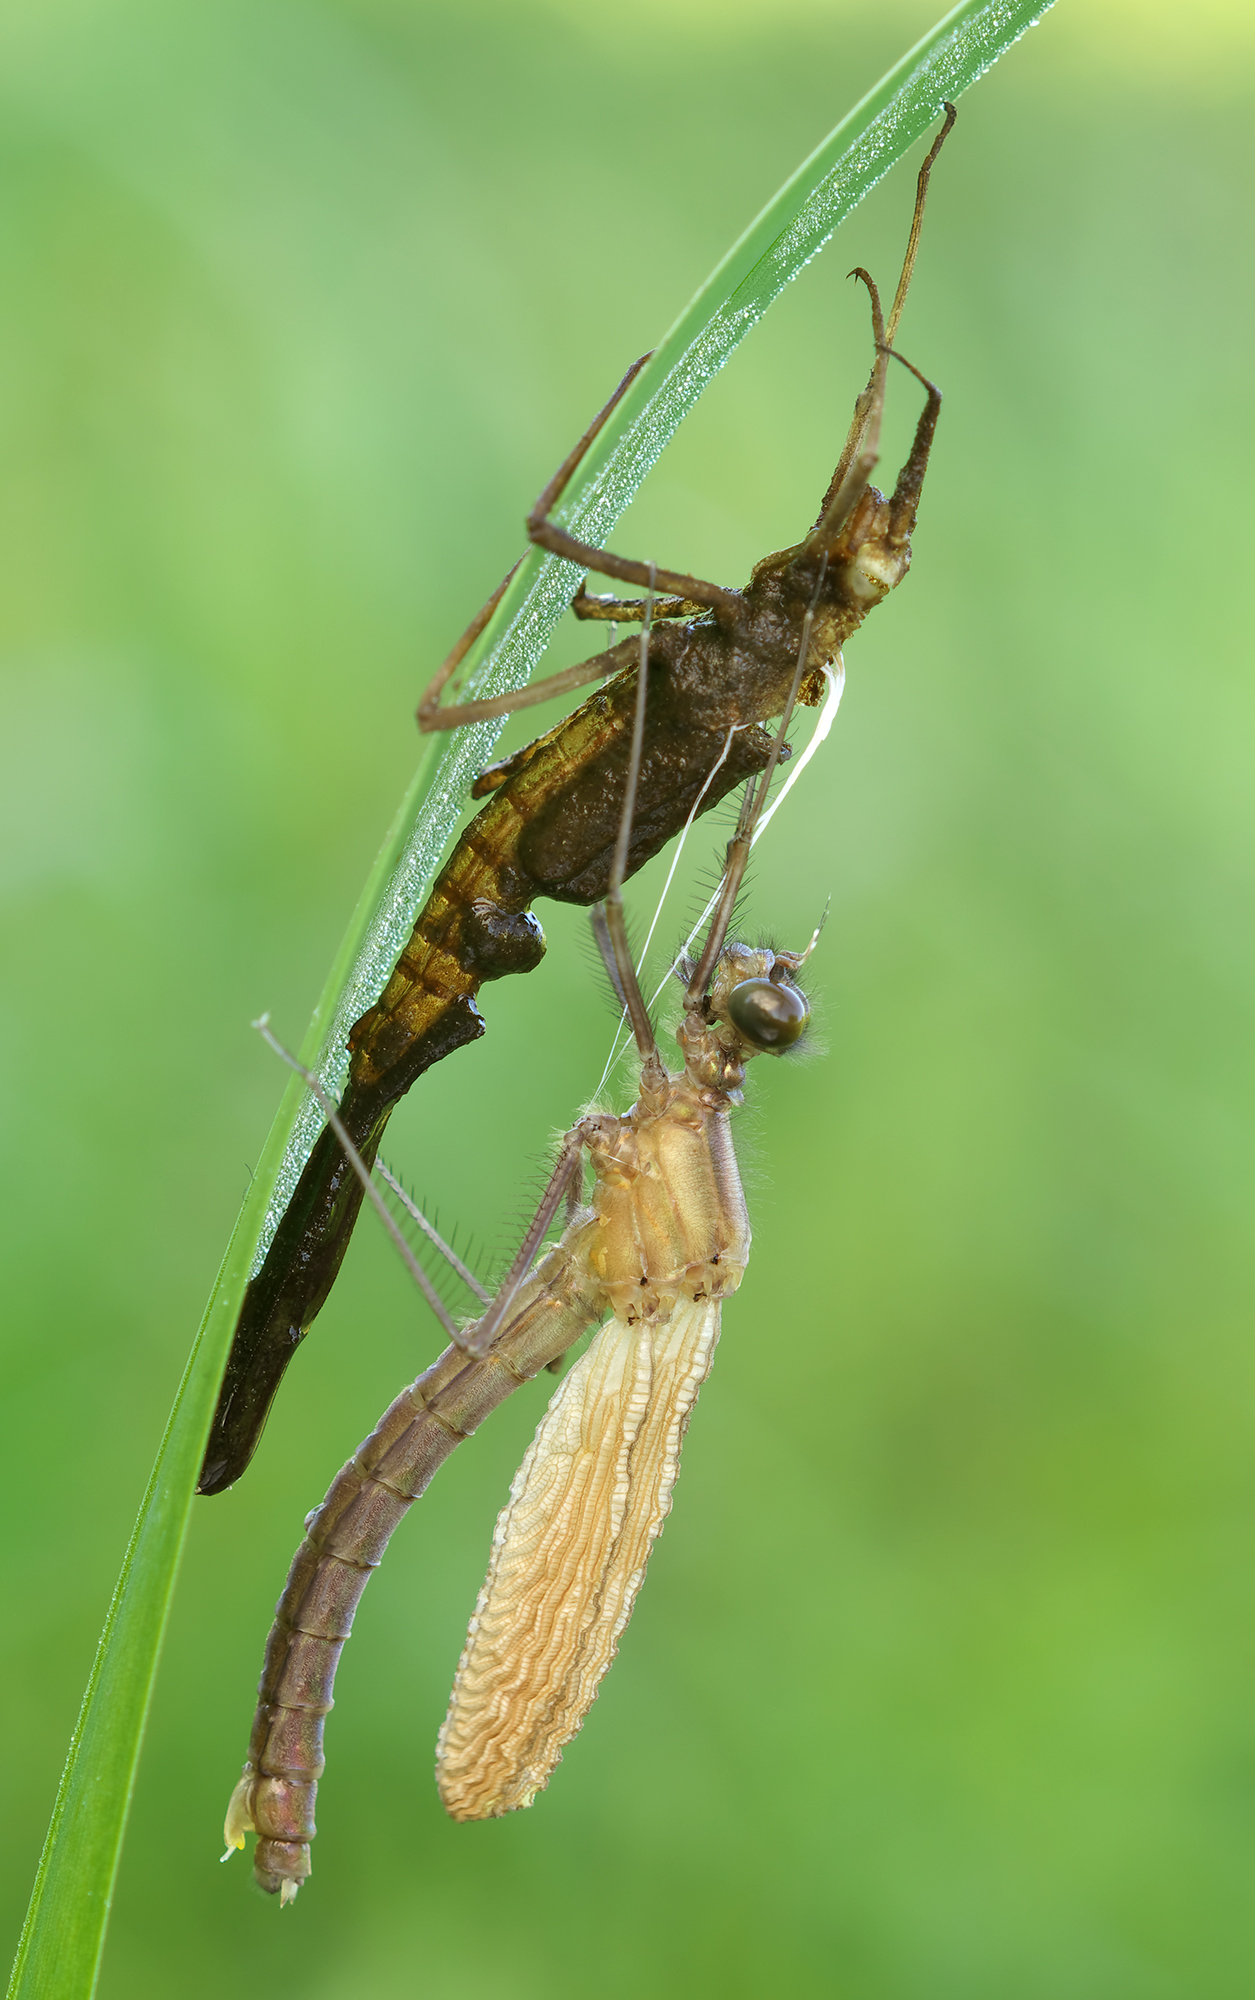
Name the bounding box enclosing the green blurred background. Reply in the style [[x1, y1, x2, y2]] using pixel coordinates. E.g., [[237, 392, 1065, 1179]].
[[2, 1, 1253, 1993]]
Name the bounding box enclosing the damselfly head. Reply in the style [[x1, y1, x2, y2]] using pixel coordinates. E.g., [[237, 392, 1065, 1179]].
[[692, 942, 810, 1057], [726, 973, 809, 1052]]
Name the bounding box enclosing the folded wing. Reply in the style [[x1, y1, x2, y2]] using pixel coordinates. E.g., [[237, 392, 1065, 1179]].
[[436, 1296, 721, 1820]]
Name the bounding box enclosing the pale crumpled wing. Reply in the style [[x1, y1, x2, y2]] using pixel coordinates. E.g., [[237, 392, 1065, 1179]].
[[436, 1297, 721, 1820]]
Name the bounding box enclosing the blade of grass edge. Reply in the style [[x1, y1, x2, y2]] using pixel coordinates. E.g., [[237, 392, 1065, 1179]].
[[6, 3, 1057, 1992]]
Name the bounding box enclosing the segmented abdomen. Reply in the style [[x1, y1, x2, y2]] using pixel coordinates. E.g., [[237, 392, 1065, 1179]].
[[225, 1232, 606, 1899]]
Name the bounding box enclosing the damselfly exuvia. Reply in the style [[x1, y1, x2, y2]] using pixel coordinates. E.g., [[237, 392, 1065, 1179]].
[[199, 105, 955, 1500]]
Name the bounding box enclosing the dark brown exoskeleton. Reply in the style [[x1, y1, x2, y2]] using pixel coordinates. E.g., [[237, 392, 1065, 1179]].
[[197, 105, 955, 1497]]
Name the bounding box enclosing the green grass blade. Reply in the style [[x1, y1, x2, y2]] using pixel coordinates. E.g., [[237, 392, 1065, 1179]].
[[6, 3, 1056, 1992]]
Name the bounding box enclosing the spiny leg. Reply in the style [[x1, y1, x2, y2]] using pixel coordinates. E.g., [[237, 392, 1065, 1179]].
[[882, 346, 942, 546], [570, 581, 708, 624], [459, 1133, 588, 1358], [418, 351, 655, 733], [416, 556, 524, 731], [811, 328, 942, 566], [526, 369, 741, 622], [431, 574, 708, 733], [589, 569, 665, 1085], [374, 1161, 490, 1305], [811, 102, 955, 542], [418, 349, 732, 732], [255, 1014, 589, 1364], [252, 1016, 471, 1348], [684, 553, 831, 1005], [418, 640, 628, 733], [885, 101, 956, 348], [811, 267, 890, 542], [527, 510, 739, 628]]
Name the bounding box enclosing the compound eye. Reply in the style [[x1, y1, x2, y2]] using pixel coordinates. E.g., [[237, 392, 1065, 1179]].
[[726, 977, 809, 1052]]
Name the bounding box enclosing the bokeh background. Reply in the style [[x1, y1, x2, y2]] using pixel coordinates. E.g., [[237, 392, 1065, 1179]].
[[2, 1, 1253, 1993]]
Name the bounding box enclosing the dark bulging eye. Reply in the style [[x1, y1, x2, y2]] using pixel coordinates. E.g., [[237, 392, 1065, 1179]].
[[726, 977, 809, 1052]]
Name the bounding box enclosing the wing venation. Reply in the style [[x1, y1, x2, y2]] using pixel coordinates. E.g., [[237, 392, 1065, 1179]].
[[436, 1297, 722, 1820]]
